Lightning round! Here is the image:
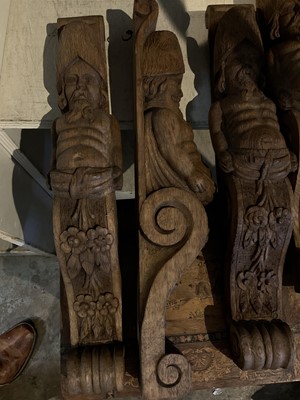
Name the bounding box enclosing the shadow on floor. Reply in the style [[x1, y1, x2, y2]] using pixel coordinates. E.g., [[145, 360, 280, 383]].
[[252, 382, 300, 400]]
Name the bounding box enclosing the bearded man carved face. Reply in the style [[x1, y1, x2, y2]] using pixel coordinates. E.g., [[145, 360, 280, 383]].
[[64, 58, 102, 111]]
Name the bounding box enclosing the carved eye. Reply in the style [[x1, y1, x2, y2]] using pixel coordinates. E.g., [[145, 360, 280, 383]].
[[65, 75, 77, 85], [83, 74, 98, 86]]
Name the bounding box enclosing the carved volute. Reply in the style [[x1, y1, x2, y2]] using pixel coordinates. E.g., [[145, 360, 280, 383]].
[[134, 1, 215, 399], [50, 16, 124, 398], [207, 5, 295, 371]]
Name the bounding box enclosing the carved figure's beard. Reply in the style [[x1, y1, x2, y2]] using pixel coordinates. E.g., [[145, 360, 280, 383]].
[[66, 94, 94, 123], [240, 78, 260, 98]]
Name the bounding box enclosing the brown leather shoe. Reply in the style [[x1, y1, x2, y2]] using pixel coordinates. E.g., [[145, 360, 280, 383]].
[[0, 321, 36, 385]]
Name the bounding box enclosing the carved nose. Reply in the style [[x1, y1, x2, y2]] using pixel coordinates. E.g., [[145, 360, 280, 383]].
[[77, 79, 85, 89]]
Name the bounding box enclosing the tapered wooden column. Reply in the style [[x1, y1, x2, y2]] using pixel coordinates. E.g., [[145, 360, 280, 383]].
[[134, 1, 215, 398], [206, 5, 295, 371], [50, 16, 124, 398]]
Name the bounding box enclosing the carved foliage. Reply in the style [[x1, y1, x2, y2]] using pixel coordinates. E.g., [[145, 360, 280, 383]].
[[73, 293, 119, 341], [57, 197, 119, 343], [236, 181, 291, 318], [60, 223, 113, 294]]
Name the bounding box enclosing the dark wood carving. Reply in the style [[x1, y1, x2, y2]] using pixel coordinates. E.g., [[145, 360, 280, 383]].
[[134, 1, 215, 399], [206, 5, 295, 371], [259, 0, 300, 287], [50, 16, 124, 397]]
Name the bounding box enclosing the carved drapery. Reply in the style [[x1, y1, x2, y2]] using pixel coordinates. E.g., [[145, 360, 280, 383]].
[[134, 1, 215, 398], [207, 5, 295, 371]]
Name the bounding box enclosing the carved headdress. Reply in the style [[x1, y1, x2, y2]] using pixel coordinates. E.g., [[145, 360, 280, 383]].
[[142, 31, 185, 77], [213, 6, 264, 94], [56, 18, 107, 110]]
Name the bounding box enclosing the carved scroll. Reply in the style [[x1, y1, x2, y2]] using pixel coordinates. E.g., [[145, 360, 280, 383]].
[[259, 0, 300, 288], [134, 1, 215, 398], [207, 5, 294, 371], [51, 16, 124, 397]]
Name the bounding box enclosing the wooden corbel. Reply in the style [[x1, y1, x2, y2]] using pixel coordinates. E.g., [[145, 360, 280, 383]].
[[258, 0, 300, 291], [206, 5, 295, 371], [50, 16, 124, 398], [134, 1, 215, 398]]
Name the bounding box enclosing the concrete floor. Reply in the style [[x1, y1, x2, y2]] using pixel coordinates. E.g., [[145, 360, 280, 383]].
[[0, 254, 300, 400]]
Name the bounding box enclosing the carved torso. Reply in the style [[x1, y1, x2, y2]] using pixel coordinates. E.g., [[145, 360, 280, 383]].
[[55, 110, 112, 171], [221, 93, 285, 150], [218, 92, 292, 180]]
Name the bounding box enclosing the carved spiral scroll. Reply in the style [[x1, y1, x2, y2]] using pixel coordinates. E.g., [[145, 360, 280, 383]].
[[140, 190, 193, 247], [230, 320, 294, 370], [140, 187, 208, 399], [157, 353, 190, 388]]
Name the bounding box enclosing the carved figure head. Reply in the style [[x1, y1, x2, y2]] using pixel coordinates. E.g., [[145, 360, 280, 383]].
[[268, 0, 300, 39], [143, 31, 184, 108], [57, 20, 108, 111], [143, 74, 183, 107], [63, 58, 104, 111], [220, 40, 262, 96], [214, 6, 263, 97]]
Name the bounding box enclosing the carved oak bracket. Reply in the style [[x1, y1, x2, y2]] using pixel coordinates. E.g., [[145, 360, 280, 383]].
[[134, 1, 215, 398], [206, 5, 295, 371], [51, 16, 124, 398], [258, 0, 300, 292]]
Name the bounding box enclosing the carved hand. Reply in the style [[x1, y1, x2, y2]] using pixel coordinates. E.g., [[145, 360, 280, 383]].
[[218, 150, 234, 173], [186, 172, 215, 204]]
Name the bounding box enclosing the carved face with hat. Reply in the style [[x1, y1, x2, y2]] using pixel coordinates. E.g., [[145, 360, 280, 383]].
[[142, 31, 185, 109], [213, 6, 264, 97], [57, 20, 108, 112], [63, 58, 103, 111]]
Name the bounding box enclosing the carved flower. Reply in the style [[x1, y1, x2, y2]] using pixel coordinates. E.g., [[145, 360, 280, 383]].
[[97, 292, 119, 316], [244, 206, 269, 231], [73, 294, 97, 318], [60, 227, 87, 255], [237, 270, 257, 291], [269, 207, 290, 227], [257, 270, 277, 293], [243, 206, 270, 248], [87, 226, 113, 253]]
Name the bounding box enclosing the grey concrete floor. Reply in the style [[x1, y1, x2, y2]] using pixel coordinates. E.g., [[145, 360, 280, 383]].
[[0, 254, 300, 400]]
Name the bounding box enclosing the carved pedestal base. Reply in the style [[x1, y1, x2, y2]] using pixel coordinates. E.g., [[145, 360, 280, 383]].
[[62, 344, 124, 399], [230, 320, 294, 370]]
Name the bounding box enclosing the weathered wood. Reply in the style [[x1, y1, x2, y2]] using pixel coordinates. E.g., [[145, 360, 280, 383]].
[[207, 5, 295, 371], [51, 16, 124, 398], [258, 0, 300, 291], [61, 344, 124, 398], [134, 1, 215, 399]]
